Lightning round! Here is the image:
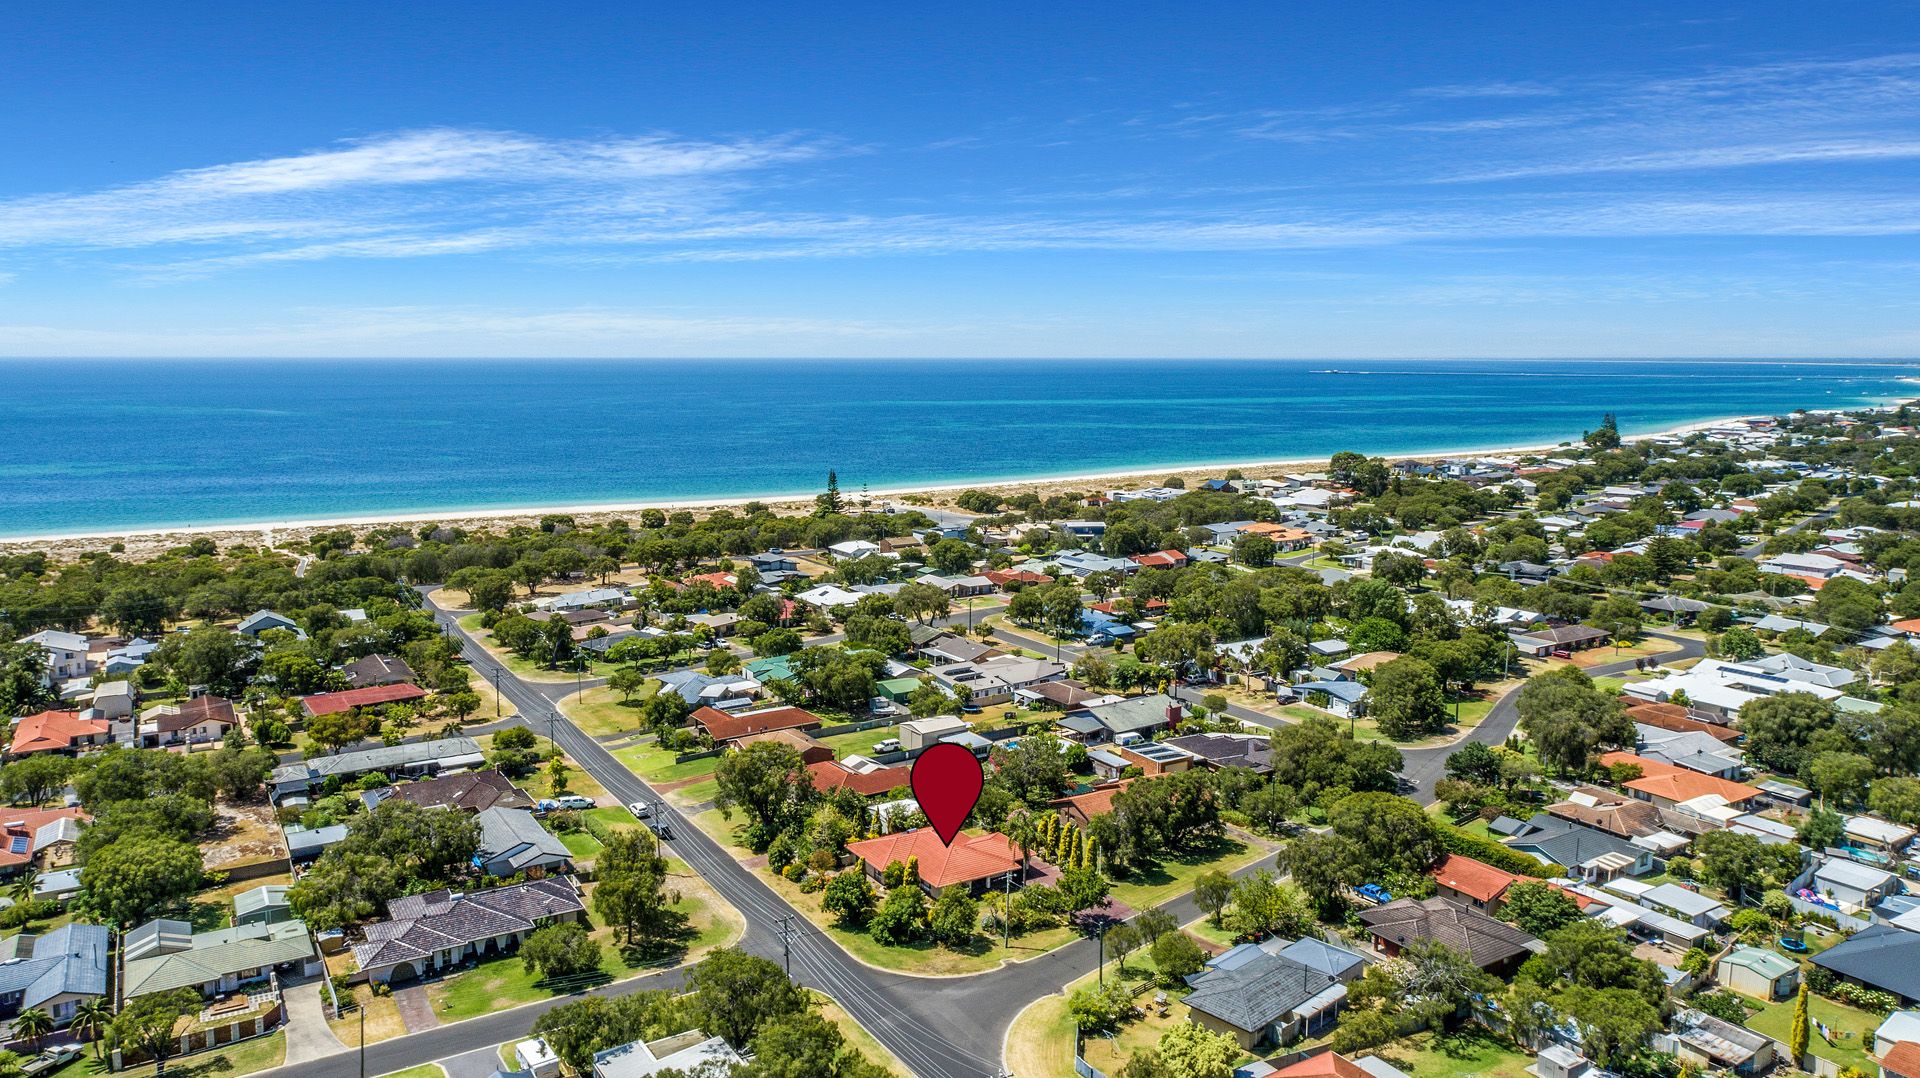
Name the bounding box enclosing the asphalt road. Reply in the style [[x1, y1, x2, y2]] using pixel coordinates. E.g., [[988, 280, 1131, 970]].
[[262, 590, 1288, 1078], [262, 584, 1698, 1078], [1172, 630, 1706, 801]]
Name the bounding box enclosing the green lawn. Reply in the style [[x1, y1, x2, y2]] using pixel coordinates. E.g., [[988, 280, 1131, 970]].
[[1364, 1029, 1534, 1078], [564, 684, 658, 738], [429, 861, 742, 1020], [761, 860, 1080, 976], [1110, 834, 1271, 913], [614, 740, 722, 785], [1748, 992, 1880, 1073], [675, 778, 720, 805], [1184, 917, 1238, 948], [70, 1033, 289, 1078], [378, 1066, 446, 1078], [558, 829, 603, 860], [816, 723, 903, 758], [1004, 994, 1077, 1078], [458, 614, 620, 683]]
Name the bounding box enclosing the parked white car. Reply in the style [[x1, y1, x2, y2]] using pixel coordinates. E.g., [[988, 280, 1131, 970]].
[[555, 795, 596, 811]]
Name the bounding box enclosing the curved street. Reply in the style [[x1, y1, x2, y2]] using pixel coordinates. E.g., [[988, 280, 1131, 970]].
[[262, 594, 1700, 1078]]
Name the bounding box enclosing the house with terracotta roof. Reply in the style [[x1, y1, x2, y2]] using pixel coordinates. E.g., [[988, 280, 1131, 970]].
[[843, 829, 1021, 897], [300, 682, 429, 718], [1240, 522, 1313, 550], [735, 728, 833, 764], [983, 569, 1052, 591], [807, 759, 911, 797], [1128, 550, 1188, 570], [1428, 853, 1524, 912], [1598, 751, 1761, 810], [137, 694, 238, 748], [1624, 701, 1739, 743], [694, 704, 823, 745], [7, 710, 111, 758], [1050, 780, 1132, 831], [0, 808, 88, 874], [1269, 1049, 1410, 1078], [1545, 787, 1667, 839], [1885, 1041, 1920, 1078]]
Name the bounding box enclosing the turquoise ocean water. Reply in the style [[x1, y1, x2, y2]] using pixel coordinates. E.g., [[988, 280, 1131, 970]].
[[0, 358, 1914, 537]]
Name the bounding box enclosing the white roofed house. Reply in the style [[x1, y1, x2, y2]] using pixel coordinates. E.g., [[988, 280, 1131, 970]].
[[929, 654, 1066, 706], [593, 1032, 742, 1078], [1845, 814, 1916, 855], [1759, 552, 1867, 581], [15, 630, 90, 684], [1622, 658, 1843, 722], [1812, 857, 1899, 912], [794, 583, 863, 610]]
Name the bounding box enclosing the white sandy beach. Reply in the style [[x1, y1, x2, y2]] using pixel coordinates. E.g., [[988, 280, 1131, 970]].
[[0, 411, 1800, 560]]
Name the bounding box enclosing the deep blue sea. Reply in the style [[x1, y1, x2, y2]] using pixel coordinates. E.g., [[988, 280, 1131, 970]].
[[1, 358, 1915, 538]]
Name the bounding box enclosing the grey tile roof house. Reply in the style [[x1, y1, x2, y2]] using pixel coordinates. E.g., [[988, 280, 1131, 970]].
[[1182, 952, 1345, 1050], [1504, 815, 1653, 879], [353, 877, 586, 984], [1163, 733, 1272, 774], [1057, 693, 1182, 741], [1357, 896, 1540, 973], [342, 654, 417, 687], [475, 807, 573, 876], [1813, 924, 1920, 1003], [362, 769, 533, 814], [0, 924, 108, 1027]]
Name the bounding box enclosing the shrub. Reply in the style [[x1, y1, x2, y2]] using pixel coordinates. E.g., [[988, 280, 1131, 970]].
[[1438, 825, 1552, 877]]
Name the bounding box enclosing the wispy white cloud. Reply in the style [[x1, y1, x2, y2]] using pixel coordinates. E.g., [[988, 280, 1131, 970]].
[[1412, 81, 1562, 99], [0, 128, 832, 252]]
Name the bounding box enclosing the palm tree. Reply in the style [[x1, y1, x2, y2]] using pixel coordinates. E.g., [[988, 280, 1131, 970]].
[[12, 1008, 51, 1049], [1004, 808, 1037, 883], [71, 999, 110, 1060], [8, 873, 35, 907]]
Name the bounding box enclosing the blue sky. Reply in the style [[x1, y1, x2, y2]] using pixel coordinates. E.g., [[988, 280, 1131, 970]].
[[2, 2, 1919, 358]]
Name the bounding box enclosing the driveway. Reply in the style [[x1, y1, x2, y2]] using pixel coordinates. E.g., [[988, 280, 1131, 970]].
[[280, 980, 348, 1064], [395, 986, 441, 1033]]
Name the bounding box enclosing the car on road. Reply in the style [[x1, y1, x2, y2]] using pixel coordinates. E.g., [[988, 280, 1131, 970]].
[[555, 795, 596, 811], [873, 738, 901, 754], [627, 801, 653, 819]]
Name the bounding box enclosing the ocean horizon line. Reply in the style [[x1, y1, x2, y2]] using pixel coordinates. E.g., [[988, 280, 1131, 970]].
[[0, 407, 1849, 544], [5, 356, 1914, 542]]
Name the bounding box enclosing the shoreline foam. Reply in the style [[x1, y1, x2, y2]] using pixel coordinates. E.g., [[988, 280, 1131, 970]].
[[0, 409, 1800, 551]]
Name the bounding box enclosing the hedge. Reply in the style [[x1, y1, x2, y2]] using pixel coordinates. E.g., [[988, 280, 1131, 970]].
[[1438, 824, 1557, 878]]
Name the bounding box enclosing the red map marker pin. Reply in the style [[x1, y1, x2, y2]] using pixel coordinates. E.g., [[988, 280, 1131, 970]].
[[910, 742, 985, 846]]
